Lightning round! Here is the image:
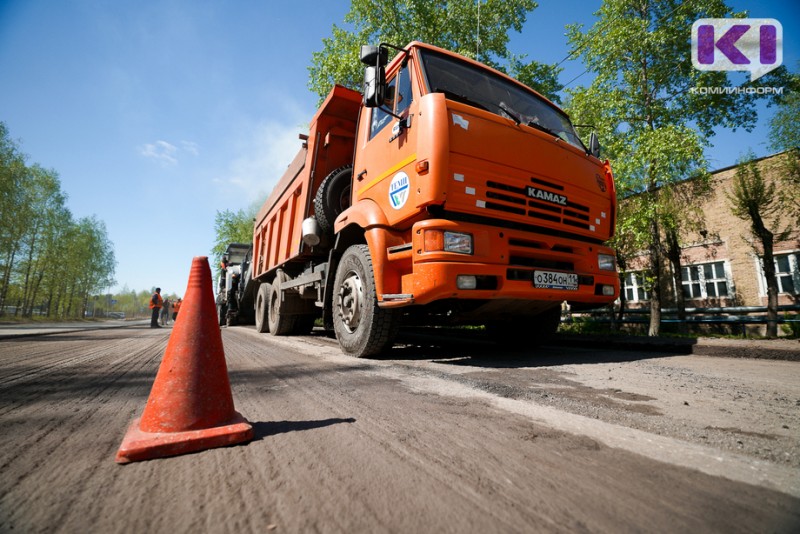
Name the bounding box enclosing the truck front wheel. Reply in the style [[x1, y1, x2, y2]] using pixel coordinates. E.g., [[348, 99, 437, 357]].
[[255, 283, 270, 333], [268, 278, 295, 336], [333, 244, 399, 358]]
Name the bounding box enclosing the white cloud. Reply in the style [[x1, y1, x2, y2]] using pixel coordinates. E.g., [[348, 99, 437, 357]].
[[214, 118, 307, 199], [139, 139, 199, 165], [181, 140, 199, 156]]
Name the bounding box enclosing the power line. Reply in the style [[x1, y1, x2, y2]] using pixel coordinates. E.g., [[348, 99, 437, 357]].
[[560, 0, 702, 89]]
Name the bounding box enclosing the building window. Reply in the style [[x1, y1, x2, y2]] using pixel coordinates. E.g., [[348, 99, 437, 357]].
[[681, 261, 730, 300], [770, 252, 800, 295], [623, 271, 650, 302], [682, 265, 702, 299]]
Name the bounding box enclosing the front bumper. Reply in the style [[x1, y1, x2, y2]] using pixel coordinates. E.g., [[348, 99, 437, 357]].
[[381, 218, 619, 308]]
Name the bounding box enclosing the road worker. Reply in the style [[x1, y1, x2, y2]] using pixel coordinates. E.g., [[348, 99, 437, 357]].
[[160, 298, 171, 326], [172, 298, 182, 322], [149, 288, 164, 328]]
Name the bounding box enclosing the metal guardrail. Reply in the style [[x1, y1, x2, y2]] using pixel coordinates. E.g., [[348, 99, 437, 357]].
[[607, 304, 800, 316], [568, 304, 800, 336]]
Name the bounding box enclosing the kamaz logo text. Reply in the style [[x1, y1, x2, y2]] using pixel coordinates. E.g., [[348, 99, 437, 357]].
[[691, 18, 783, 81], [527, 187, 567, 206]]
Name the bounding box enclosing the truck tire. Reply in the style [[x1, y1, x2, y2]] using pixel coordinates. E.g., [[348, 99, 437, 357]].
[[486, 306, 561, 349], [268, 279, 295, 336], [333, 244, 399, 357], [217, 303, 227, 326], [314, 165, 352, 235], [255, 283, 270, 333]]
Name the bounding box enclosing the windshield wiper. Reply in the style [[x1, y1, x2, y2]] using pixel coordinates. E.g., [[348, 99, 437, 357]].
[[499, 100, 563, 140], [498, 102, 522, 126], [525, 120, 561, 139], [434, 88, 491, 113], [438, 92, 564, 141]]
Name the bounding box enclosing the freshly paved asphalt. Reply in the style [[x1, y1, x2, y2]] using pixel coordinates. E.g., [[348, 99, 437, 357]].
[[0, 319, 149, 339]]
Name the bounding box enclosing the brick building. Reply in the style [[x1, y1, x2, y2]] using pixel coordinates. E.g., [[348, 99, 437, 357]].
[[620, 150, 799, 319]]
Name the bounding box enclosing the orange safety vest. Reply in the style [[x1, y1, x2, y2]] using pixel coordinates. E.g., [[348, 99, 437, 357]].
[[149, 293, 164, 309], [174, 300, 181, 311]]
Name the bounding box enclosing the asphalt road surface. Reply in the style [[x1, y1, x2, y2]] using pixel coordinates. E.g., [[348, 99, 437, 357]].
[[1, 323, 799, 533]]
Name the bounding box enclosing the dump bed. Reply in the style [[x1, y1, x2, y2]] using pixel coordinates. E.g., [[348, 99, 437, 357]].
[[252, 86, 361, 281]]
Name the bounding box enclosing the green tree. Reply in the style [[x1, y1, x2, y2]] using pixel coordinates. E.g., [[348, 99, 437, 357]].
[[768, 70, 800, 151], [565, 0, 768, 336], [0, 122, 116, 319], [767, 71, 800, 226], [0, 122, 29, 313], [71, 216, 116, 317], [660, 176, 711, 330], [14, 165, 67, 315], [726, 154, 789, 337], [212, 205, 258, 263], [308, 0, 562, 104], [31, 201, 72, 316]]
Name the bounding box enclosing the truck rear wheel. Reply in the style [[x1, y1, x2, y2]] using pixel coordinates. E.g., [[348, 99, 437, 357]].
[[333, 244, 399, 357], [268, 278, 295, 336], [314, 166, 352, 235], [255, 283, 270, 333], [217, 303, 227, 326]]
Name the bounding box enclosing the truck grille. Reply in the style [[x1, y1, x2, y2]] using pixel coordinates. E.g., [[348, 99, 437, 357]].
[[485, 179, 591, 231]]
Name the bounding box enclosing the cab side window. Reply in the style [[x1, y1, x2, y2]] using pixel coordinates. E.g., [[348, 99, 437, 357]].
[[395, 64, 413, 115], [369, 64, 413, 139], [370, 76, 396, 139]]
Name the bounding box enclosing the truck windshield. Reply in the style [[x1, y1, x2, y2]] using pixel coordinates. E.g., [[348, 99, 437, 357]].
[[419, 49, 586, 151]]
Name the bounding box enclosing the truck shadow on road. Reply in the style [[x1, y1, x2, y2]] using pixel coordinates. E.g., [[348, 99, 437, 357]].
[[384, 329, 694, 368], [250, 418, 356, 441]]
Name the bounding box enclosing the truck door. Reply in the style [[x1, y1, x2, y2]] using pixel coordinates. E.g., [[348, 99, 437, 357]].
[[352, 61, 418, 227]]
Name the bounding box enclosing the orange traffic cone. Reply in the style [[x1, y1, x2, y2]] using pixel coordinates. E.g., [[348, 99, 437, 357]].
[[115, 256, 253, 464]]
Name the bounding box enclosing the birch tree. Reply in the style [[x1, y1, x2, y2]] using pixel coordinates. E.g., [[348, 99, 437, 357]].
[[727, 154, 789, 337], [565, 0, 776, 335]]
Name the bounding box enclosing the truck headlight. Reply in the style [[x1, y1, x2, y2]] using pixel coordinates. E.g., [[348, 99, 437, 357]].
[[598, 253, 616, 271], [444, 231, 473, 254], [424, 230, 473, 255]]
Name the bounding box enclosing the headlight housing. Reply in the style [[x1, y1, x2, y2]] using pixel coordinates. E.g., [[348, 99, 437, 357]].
[[424, 230, 473, 255], [598, 253, 616, 271]]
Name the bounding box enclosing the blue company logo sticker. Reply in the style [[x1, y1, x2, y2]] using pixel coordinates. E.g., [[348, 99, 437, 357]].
[[389, 172, 410, 210]]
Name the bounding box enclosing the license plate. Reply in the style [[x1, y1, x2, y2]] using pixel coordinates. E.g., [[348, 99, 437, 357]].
[[533, 270, 578, 290]]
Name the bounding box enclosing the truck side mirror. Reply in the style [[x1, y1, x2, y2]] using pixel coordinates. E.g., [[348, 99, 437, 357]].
[[360, 45, 388, 67], [363, 65, 386, 108], [589, 132, 601, 158]]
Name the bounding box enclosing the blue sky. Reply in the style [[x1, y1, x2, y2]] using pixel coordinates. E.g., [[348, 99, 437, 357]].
[[0, 0, 797, 298]]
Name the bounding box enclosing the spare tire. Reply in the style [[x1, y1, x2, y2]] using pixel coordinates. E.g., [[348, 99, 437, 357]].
[[313, 166, 352, 235]]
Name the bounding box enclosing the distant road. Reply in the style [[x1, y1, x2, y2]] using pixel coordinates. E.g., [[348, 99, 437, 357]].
[[0, 318, 147, 339]]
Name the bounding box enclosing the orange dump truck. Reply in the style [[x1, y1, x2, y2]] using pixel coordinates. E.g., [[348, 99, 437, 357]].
[[245, 41, 618, 357]]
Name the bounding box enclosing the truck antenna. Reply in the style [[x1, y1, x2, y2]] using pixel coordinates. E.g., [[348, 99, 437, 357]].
[[476, 0, 481, 59]]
